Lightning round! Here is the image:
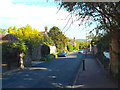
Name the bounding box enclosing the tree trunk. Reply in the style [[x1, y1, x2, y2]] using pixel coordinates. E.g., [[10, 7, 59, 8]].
[[19, 52, 24, 69], [109, 29, 120, 75]]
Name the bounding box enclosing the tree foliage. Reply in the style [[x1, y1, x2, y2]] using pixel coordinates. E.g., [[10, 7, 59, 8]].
[[48, 26, 68, 52], [41, 34, 55, 46], [2, 41, 28, 62], [67, 43, 73, 52], [60, 3, 120, 73], [93, 32, 110, 52], [8, 24, 41, 41], [8, 24, 43, 51], [59, 2, 120, 51], [60, 2, 120, 31], [7, 25, 42, 59], [79, 41, 90, 49], [0, 28, 7, 34], [73, 40, 80, 50]]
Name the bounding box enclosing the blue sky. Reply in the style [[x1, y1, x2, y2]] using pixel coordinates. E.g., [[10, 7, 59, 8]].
[[12, 0, 58, 6], [0, 0, 97, 39]]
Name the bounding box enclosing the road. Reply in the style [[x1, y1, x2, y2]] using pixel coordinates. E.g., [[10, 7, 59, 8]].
[[2, 51, 84, 88]]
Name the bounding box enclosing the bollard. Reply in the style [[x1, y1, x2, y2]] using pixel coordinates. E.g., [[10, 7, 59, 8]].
[[83, 59, 85, 71]]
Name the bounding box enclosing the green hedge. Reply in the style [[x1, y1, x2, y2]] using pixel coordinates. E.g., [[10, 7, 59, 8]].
[[74, 45, 79, 50], [46, 54, 55, 61], [67, 44, 73, 52], [2, 41, 28, 62], [40, 54, 54, 61], [51, 53, 58, 58]]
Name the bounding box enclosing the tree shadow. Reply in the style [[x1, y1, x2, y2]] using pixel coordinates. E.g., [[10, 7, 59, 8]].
[[2, 53, 84, 88]]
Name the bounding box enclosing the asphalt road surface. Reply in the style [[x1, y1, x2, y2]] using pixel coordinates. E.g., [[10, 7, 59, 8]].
[[2, 51, 84, 88]]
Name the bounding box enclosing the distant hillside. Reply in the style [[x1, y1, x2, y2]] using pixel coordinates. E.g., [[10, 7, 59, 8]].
[[76, 39, 86, 42]]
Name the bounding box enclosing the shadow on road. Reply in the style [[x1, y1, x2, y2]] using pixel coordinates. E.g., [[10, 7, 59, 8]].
[[2, 52, 84, 88]]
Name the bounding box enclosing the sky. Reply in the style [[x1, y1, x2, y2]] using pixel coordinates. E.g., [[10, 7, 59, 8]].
[[0, 0, 97, 39]]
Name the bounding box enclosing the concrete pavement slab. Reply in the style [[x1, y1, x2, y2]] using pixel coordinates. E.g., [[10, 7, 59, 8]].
[[73, 53, 118, 88]]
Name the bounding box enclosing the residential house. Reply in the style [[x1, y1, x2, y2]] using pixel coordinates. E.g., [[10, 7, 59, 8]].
[[67, 37, 76, 46], [0, 34, 20, 43]]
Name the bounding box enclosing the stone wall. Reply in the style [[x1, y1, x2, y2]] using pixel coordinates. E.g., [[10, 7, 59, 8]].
[[23, 51, 32, 67], [31, 45, 56, 61], [32, 45, 42, 60]]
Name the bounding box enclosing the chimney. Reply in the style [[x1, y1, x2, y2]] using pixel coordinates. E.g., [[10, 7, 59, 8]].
[[45, 26, 48, 33], [73, 37, 75, 42]]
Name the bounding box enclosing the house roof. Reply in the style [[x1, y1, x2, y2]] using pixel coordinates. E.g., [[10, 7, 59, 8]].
[[0, 34, 6, 38], [0, 34, 20, 42]]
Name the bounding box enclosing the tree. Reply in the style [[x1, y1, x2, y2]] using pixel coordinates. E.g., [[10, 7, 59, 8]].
[[41, 33, 55, 46], [67, 43, 73, 52], [59, 2, 120, 75], [7, 25, 43, 56], [0, 28, 7, 34], [74, 40, 80, 50], [96, 32, 110, 52], [48, 26, 68, 52], [87, 33, 94, 40], [79, 41, 86, 49], [8, 25, 42, 45]]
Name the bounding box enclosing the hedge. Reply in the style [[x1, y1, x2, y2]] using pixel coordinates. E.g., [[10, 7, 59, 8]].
[[67, 44, 73, 52]]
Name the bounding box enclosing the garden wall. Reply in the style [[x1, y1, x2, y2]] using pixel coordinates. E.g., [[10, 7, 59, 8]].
[[32, 45, 42, 60]]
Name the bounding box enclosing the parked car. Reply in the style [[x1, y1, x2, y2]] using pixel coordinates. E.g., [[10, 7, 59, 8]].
[[78, 49, 83, 54], [57, 51, 67, 57]]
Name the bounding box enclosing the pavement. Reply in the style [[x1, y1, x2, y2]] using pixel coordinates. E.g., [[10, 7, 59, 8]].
[[72, 52, 118, 88]]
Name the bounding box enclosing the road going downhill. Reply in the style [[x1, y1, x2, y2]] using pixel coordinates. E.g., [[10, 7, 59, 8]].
[[2, 51, 84, 88]]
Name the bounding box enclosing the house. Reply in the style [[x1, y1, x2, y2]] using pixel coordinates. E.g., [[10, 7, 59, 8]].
[[0, 34, 20, 43], [67, 37, 76, 46], [0, 34, 6, 43]]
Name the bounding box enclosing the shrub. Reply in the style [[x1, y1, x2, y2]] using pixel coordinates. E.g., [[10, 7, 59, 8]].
[[23, 39, 33, 55], [46, 54, 54, 61], [40, 54, 54, 61], [41, 44, 50, 57], [13, 41, 28, 53], [51, 53, 58, 58], [74, 45, 79, 50], [2, 42, 17, 61], [2, 41, 28, 65], [2, 41, 28, 56], [40, 57, 47, 61], [67, 44, 73, 52]]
